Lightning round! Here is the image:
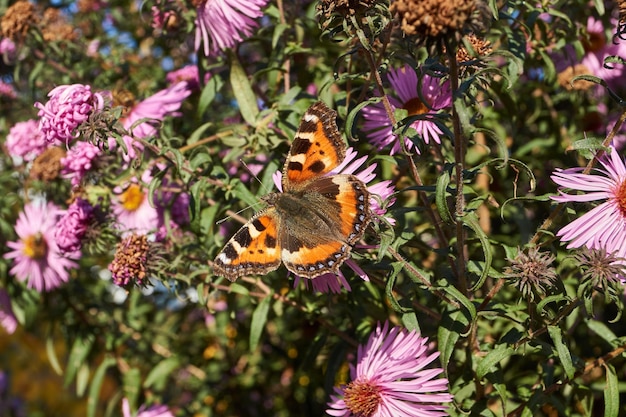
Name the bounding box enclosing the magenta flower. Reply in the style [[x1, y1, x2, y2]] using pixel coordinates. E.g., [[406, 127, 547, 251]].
[[194, 0, 269, 56], [5, 119, 51, 162], [109, 81, 191, 161], [34, 84, 105, 144], [0, 289, 18, 334], [4, 202, 79, 292], [327, 321, 452, 417], [551, 145, 626, 263], [55, 198, 95, 253], [362, 65, 451, 155], [61, 141, 101, 186], [578, 17, 626, 90], [272, 148, 395, 292], [166, 65, 208, 91], [122, 398, 174, 417], [0, 80, 16, 98], [112, 172, 160, 235]]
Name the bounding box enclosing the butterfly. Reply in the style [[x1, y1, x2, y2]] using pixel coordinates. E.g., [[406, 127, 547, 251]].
[[213, 101, 371, 281]]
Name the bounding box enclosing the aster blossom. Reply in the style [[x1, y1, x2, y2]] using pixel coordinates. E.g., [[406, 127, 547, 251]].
[[34, 84, 105, 144], [61, 141, 101, 186], [0, 289, 18, 334], [5, 119, 51, 162], [362, 65, 451, 155], [55, 198, 95, 253], [122, 398, 174, 417], [194, 0, 269, 57], [327, 321, 452, 417], [551, 145, 626, 264], [4, 201, 79, 292]]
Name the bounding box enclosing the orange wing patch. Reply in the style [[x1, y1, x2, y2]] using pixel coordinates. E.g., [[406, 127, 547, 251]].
[[282, 240, 350, 278], [213, 211, 282, 281], [283, 102, 346, 187]]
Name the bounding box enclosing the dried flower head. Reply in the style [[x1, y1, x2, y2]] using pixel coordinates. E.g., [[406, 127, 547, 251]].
[[456, 33, 492, 63], [505, 247, 558, 300], [41, 8, 76, 42], [557, 64, 596, 91], [574, 247, 626, 299], [29, 147, 66, 182], [316, 0, 390, 44], [109, 234, 151, 288], [0, 0, 39, 41], [390, 0, 490, 54]]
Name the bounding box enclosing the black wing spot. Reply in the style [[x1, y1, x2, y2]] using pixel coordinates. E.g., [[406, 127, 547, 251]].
[[308, 160, 326, 173]]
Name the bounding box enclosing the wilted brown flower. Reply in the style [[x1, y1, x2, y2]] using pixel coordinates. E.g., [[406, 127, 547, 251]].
[[41, 8, 77, 42], [456, 33, 492, 63], [0, 0, 39, 41], [390, 0, 490, 54], [109, 233, 150, 288], [505, 246, 557, 301], [316, 0, 390, 45], [574, 248, 626, 297], [557, 64, 596, 91], [30, 147, 66, 182]]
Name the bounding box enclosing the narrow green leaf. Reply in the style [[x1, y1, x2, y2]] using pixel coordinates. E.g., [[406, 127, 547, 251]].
[[229, 51, 259, 125], [438, 310, 468, 370], [87, 357, 116, 417], [46, 336, 63, 375], [603, 364, 619, 417], [464, 212, 493, 291], [75, 363, 90, 397], [547, 325, 575, 380], [197, 75, 223, 118], [440, 284, 477, 331], [250, 295, 272, 351], [401, 312, 420, 332], [476, 344, 515, 379], [435, 170, 454, 224], [385, 262, 410, 313], [123, 367, 142, 413], [186, 122, 214, 146], [144, 357, 180, 390], [586, 319, 619, 347], [345, 97, 382, 140], [64, 334, 95, 387]]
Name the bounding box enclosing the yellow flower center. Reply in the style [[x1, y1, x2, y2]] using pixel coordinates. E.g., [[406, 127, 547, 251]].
[[119, 184, 145, 212], [343, 378, 382, 417], [22, 233, 48, 259], [403, 97, 428, 116]]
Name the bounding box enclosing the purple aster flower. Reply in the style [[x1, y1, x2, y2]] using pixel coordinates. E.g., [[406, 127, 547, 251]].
[[0, 37, 17, 61], [34, 84, 105, 144], [60, 141, 102, 186], [194, 0, 269, 56], [272, 147, 396, 292], [362, 65, 452, 155], [551, 145, 626, 264], [109, 81, 191, 161], [3, 202, 79, 292], [122, 398, 174, 417], [327, 321, 453, 417], [55, 198, 95, 253], [0, 289, 18, 334], [166, 65, 210, 91], [5, 119, 51, 162]]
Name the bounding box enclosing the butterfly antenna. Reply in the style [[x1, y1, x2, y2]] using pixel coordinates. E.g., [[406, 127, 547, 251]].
[[240, 159, 272, 194], [216, 202, 264, 225]]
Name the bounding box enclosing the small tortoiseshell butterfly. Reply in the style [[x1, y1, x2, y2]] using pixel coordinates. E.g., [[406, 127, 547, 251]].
[[213, 102, 371, 281]]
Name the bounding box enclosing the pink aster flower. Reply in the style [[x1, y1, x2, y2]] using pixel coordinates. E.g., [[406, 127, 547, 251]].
[[122, 398, 174, 417], [0, 80, 16, 98], [327, 321, 453, 417], [112, 171, 160, 235], [362, 65, 452, 155], [61, 141, 101, 186], [109, 81, 190, 161], [551, 145, 626, 263], [272, 147, 396, 292], [4, 202, 79, 292], [5, 119, 51, 162], [0, 289, 18, 334], [34, 84, 105, 144], [194, 0, 269, 56], [55, 198, 95, 253]]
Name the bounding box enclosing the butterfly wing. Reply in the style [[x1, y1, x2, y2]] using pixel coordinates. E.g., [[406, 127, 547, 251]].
[[213, 209, 282, 281], [282, 102, 346, 189], [279, 175, 371, 278]]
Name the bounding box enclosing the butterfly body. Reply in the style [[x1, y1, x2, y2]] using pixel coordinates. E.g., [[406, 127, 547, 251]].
[[214, 102, 370, 281]]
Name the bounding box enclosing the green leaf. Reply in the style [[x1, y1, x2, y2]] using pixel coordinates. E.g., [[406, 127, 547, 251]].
[[476, 344, 515, 379], [438, 309, 468, 371], [401, 312, 420, 332], [250, 295, 272, 351], [547, 325, 575, 380], [76, 363, 90, 396], [186, 122, 214, 146], [144, 357, 180, 391], [440, 284, 477, 332], [46, 335, 63, 375], [603, 364, 619, 417], [87, 357, 116, 417], [463, 212, 493, 291], [435, 169, 454, 224], [229, 51, 259, 125], [64, 334, 95, 387], [198, 75, 223, 118], [123, 367, 142, 413], [385, 262, 410, 313], [586, 319, 618, 347]]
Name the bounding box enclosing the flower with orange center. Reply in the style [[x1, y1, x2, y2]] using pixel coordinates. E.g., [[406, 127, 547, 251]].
[[551, 145, 626, 267], [4, 201, 78, 292], [112, 174, 160, 235], [361, 65, 451, 155], [327, 322, 452, 417]]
